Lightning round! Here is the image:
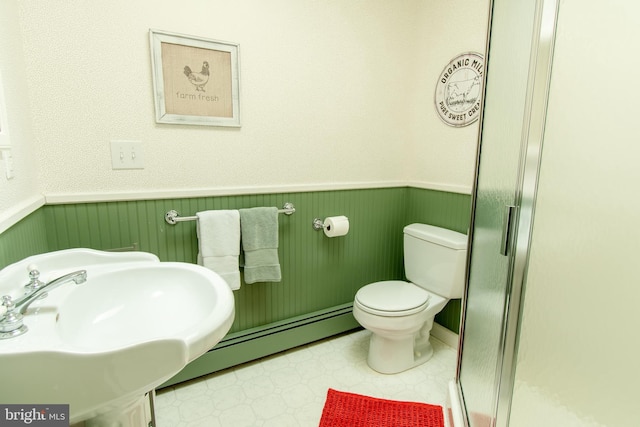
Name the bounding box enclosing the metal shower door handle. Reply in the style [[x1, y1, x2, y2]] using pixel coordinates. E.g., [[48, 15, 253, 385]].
[[500, 205, 517, 256]]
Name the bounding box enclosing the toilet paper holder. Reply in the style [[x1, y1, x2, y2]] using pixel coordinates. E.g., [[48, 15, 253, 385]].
[[312, 218, 326, 230], [313, 216, 350, 237], [312, 216, 349, 236]]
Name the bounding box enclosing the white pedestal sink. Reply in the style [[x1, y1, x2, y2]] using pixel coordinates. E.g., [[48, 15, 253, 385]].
[[0, 249, 235, 426]]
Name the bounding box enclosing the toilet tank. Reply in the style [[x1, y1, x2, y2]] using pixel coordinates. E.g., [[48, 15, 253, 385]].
[[403, 223, 468, 299]]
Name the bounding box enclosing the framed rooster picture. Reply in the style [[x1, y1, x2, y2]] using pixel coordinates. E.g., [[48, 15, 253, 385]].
[[149, 29, 240, 127]]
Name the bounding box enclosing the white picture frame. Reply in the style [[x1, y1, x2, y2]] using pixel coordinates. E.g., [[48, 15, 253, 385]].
[[149, 29, 241, 127]]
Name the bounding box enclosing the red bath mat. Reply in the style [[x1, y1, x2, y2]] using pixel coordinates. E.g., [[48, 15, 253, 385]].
[[319, 388, 444, 427]]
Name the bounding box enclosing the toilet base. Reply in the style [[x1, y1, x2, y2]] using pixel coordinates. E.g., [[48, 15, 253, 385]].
[[366, 320, 435, 374]]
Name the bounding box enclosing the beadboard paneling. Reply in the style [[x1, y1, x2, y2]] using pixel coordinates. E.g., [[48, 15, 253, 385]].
[[0, 209, 49, 269], [42, 189, 407, 334], [1, 187, 471, 335]]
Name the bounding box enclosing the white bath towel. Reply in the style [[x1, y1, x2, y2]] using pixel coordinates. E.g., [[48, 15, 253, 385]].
[[196, 209, 241, 290]]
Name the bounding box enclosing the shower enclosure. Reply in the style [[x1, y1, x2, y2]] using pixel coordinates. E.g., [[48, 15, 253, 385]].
[[451, 0, 559, 425]]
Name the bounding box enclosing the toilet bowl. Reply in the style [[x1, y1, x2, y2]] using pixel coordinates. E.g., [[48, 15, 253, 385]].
[[352, 224, 467, 374], [353, 280, 448, 374]]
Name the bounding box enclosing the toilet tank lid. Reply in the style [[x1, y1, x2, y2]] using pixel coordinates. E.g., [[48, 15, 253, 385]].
[[403, 223, 467, 250]]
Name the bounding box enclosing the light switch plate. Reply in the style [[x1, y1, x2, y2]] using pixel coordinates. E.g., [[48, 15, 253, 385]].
[[1, 148, 14, 180], [110, 140, 144, 170]]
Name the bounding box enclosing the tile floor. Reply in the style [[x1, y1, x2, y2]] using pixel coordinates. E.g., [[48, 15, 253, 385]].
[[155, 329, 457, 427]]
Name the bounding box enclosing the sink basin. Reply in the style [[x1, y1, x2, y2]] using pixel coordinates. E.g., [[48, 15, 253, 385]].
[[0, 248, 159, 298], [57, 262, 234, 359], [0, 249, 235, 426]]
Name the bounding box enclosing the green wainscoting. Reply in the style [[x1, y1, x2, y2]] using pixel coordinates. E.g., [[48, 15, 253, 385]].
[[405, 187, 471, 234], [0, 209, 49, 268], [0, 187, 471, 385], [42, 188, 407, 335]]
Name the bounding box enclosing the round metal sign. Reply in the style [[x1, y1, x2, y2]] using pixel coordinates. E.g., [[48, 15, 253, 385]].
[[434, 52, 484, 127]]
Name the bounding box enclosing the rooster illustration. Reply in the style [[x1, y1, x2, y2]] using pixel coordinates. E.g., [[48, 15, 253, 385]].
[[183, 61, 210, 92]]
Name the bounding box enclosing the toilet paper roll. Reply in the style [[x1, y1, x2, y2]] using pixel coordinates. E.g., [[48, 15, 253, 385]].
[[323, 216, 349, 237]]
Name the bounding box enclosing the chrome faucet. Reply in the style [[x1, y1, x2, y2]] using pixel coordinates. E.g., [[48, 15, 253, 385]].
[[0, 269, 87, 339], [15, 269, 87, 315]]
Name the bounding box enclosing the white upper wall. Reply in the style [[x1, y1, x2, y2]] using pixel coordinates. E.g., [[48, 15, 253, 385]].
[[0, 0, 44, 232], [407, 1, 489, 193], [0, 0, 488, 222]]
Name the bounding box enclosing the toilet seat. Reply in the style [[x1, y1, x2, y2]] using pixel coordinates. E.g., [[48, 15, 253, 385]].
[[355, 281, 430, 317]]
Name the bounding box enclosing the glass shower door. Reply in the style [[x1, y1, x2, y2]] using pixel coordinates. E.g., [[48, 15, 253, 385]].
[[457, 0, 559, 425], [457, 0, 538, 425]]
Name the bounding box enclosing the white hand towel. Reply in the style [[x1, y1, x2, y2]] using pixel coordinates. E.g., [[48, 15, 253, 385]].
[[196, 210, 241, 290]]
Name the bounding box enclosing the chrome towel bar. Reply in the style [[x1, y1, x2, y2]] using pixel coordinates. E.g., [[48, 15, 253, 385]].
[[165, 202, 295, 225]]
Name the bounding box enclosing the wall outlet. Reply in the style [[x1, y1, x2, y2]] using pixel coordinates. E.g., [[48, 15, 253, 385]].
[[110, 140, 144, 170]]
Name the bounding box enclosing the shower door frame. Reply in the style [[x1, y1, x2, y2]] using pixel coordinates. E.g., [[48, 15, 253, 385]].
[[452, 0, 560, 426]]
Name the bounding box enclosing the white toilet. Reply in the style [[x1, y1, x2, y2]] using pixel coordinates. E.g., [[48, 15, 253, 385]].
[[353, 223, 467, 374]]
